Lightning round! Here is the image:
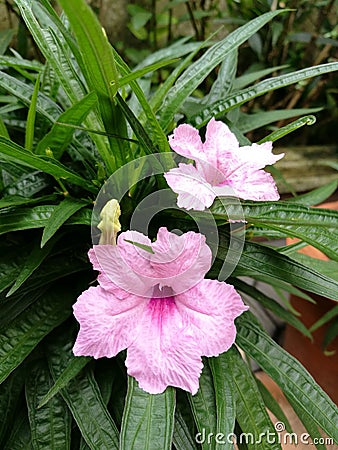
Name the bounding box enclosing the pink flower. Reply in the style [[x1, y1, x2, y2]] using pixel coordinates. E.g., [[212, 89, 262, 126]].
[[73, 227, 248, 394], [164, 118, 284, 210]]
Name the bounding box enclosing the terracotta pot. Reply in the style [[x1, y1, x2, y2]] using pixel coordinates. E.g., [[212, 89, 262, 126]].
[[283, 199, 338, 405]]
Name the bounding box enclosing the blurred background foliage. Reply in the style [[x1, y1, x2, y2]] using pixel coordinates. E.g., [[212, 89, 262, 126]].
[[1, 0, 337, 145]]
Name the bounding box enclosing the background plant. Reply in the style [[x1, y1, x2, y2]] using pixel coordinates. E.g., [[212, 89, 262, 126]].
[[0, 0, 337, 448]]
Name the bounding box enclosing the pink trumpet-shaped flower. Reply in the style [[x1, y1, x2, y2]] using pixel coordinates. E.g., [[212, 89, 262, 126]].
[[73, 227, 248, 395], [164, 118, 284, 210]]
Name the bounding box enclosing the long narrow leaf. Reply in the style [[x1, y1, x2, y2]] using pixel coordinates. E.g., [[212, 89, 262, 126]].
[[0, 137, 97, 193], [190, 62, 338, 126], [160, 10, 289, 130], [120, 377, 175, 450], [41, 197, 89, 247], [25, 361, 72, 450], [0, 287, 73, 385], [25, 73, 41, 151], [236, 312, 338, 443]]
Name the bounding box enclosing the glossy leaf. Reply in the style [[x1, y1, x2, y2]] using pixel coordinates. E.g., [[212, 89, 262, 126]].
[[118, 58, 178, 87], [25, 73, 41, 152], [212, 200, 338, 262], [254, 377, 292, 433], [120, 377, 175, 450], [227, 346, 281, 450], [35, 92, 98, 159], [216, 234, 338, 301], [2, 406, 32, 450], [0, 137, 97, 193], [230, 277, 312, 338], [58, 0, 128, 169], [25, 361, 71, 450], [0, 287, 73, 385], [190, 62, 338, 126], [236, 312, 338, 443], [284, 180, 338, 206], [41, 197, 89, 247], [237, 107, 321, 133], [0, 368, 25, 444], [189, 361, 217, 450], [209, 354, 236, 450], [38, 356, 91, 408], [258, 115, 317, 143], [160, 10, 288, 130], [6, 236, 57, 296], [48, 333, 119, 450]]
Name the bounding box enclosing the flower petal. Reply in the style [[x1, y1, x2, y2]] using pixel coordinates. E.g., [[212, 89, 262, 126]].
[[125, 297, 203, 394], [164, 163, 216, 210], [151, 227, 212, 293], [168, 123, 204, 161], [175, 279, 248, 357], [89, 231, 155, 296], [223, 166, 281, 201], [237, 141, 284, 169], [73, 286, 146, 358], [204, 118, 239, 170]]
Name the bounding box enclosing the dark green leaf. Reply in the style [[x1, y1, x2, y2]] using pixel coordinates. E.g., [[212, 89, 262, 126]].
[[25, 74, 41, 152], [38, 356, 91, 408], [0, 137, 97, 193], [189, 362, 217, 450], [36, 92, 98, 159], [227, 346, 281, 450], [25, 360, 71, 450], [0, 287, 73, 385], [120, 377, 175, 450], [236, 312, 338, 443], [284, 180, 338, 207], [41, 197, 89, 246], [209, 353, 236, 450]]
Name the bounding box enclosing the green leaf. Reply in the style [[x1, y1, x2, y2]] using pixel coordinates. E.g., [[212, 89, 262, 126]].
[[285, 395, 327, 450], [0, 29, 16, 55], [190, 62, 338, 126], [111, 47, 170, 153], [237, 108, 322, 133], [309, 304, 338, 333], [160, 10, 289, 130], [0, 194, 57, 209], [2, 405, 32, 450], [41, 197, 89, 247], [212, 200, 338, 262], [0, 70, 62, 121], [120, 377, 175, 450], [0, 137, 97, 193], [227, 347, 281, 450], [284, 180, 338, 206], [173, 393, 199, 450], [258, 115, 317, 143], [189, 362, 217, 450], [232, 65, 289, 90], [58, 0, 128, 169], [38, 356, 91, 408], [35, 92, 98, 159], [0, 368, 26, 444], [25, 73, 41, 152], [6, 236, 57, 297], [215, 234, 338, 301], [0, 287, 73, 385], [209, 354, 236, 450], [230, 277, 312, 338], [254, 377, 292, 433], [118, 58, 178, 87], [48, 331, 119, 450], [236, 312, 338, 443], [0, 116, 9, 139], [25, 361, 72, 450]]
